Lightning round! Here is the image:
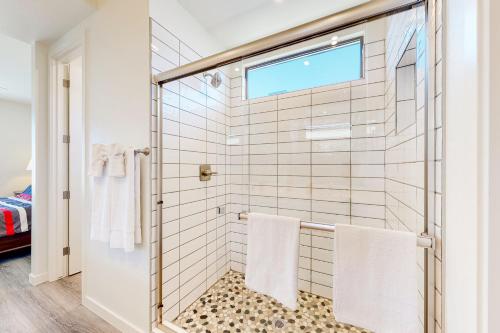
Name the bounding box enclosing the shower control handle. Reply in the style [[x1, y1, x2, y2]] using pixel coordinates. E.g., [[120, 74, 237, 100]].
[[202, 169, 218, 176], [200, 164, 217, 181]]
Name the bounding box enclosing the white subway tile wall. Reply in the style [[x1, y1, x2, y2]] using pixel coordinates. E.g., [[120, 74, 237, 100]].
[[150, 19, 231, 323], [228, 18, 388, 301]]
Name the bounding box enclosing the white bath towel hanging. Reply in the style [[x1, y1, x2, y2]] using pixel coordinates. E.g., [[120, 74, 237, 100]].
[[90, 144, 110, 241], [134, 151, 142, 244], [245, 212, 300, 310], [108, 147, 141, 252], [90, 144, 142, 250], [333, 224, 418, 333]]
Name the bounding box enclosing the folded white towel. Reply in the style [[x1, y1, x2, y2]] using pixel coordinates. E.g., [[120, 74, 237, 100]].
[[89, 144, 107, 177], [108, 143, 126, 177], [334, 224, 418, 333], [245, 212, 300, 310]]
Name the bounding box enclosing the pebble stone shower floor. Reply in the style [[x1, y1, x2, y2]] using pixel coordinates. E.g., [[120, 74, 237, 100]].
[[173, 270, 370, 333]]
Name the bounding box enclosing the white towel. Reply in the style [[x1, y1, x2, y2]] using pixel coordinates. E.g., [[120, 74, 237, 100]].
[[108, 144, 126, 177], [90, 162, 110, 242], [334, 224, 418, 333], [89, 144, 107, 177], [109, 148, 141, 252], [134, 152, 142, 244], [245, 212, 300, 310]]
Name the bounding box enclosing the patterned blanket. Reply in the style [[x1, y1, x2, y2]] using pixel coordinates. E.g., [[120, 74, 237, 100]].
[[0, 197, 32, 238]]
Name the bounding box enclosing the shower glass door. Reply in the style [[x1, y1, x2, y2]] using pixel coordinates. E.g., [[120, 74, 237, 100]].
[[155, 4, 434, 333]]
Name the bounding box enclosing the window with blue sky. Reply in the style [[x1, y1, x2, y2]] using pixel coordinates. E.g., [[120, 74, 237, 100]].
[[245, 38, 363, 99]]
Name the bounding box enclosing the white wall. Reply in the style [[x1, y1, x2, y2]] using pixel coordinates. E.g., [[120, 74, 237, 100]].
[[0, 99, 31, 196], [149, 0, 223, 57], [445, 0, 481, 332], [487, 0, 500, 331], [30, 41, 50, 286], [206, 0, 369, 48], [0, 33, 31, 104], [49, 0, 152, 332], [82, 0, 151, 331]]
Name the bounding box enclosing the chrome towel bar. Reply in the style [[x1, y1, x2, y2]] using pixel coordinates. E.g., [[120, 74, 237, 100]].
[[134, 147, 150, 156], [237, 212, 434, 249]]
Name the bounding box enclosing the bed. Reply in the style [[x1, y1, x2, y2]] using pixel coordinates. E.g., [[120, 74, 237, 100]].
[[0, 186, 32, 254]]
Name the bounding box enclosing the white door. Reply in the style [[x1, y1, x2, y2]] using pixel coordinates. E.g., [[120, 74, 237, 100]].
[[58, 63, 70, 277], [68, 56, 83, 275]]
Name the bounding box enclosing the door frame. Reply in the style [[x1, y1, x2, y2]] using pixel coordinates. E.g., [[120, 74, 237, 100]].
[[47, 35, 86, 281]]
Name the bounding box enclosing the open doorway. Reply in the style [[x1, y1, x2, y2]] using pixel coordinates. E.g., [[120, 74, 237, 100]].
[[0, 32, 33, 284]]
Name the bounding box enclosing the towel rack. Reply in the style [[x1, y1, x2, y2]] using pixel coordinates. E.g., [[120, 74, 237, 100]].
[[134, 147, 150, 156], [237, 212, 434, 249]]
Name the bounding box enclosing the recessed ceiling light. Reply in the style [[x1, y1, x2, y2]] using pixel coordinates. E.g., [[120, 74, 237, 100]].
[[274, 0, 285, 3], [330, 36, 339, 46], [234, 67, 240, 72], [303, 60, 310, 66]]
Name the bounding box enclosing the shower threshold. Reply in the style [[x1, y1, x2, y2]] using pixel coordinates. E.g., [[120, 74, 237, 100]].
[[173, 270, 370, 333]]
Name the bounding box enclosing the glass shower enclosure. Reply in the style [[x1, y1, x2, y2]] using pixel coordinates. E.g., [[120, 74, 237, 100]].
[[151, 1, 436, 332]]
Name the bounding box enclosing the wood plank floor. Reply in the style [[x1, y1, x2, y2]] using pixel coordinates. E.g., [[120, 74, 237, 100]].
[[0, 250, 120, 333]]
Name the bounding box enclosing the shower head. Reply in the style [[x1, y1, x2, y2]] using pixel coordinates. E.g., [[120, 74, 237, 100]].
[[203, 72, 222, 88]]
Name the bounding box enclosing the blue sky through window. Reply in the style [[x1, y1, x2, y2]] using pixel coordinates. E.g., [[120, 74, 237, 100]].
[[246, 40, 362, 99]]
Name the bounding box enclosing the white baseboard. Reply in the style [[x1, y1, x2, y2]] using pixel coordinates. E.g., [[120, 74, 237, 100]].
[[29, 272, 48, 286], [83, 295, 146, 333]]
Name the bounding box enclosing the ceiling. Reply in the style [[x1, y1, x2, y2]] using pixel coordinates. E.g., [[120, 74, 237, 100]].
[[0, 33, 31, 104], [178, 0, 270, 30], [0, 0, 97, 43], [0, 0, 97, 103], [178, 0, 370, 48]]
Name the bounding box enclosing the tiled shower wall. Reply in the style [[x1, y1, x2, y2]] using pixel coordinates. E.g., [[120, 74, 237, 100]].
[[150, 19, 231, 323], [228, 19, 388, 300]]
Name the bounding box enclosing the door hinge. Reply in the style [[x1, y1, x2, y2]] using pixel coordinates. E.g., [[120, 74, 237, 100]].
[[63, 79, 70, 88], [63, 191, 70, 200], [63, 246, 70, 256], [63, 135, 70, 143]]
